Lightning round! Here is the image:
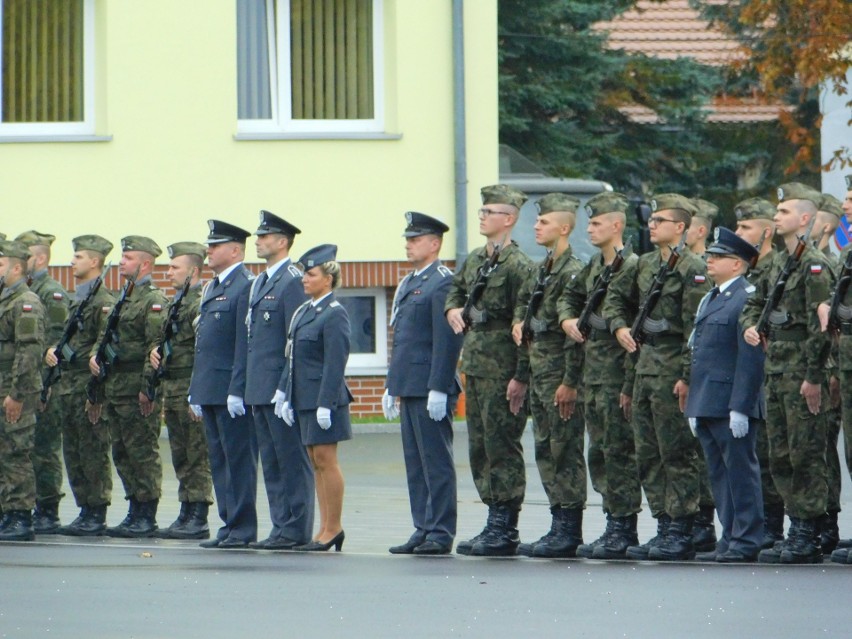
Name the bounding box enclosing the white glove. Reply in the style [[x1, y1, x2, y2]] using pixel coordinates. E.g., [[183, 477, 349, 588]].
[[317, 407, 332, 430], [729, 410, 749, 439], [272, 389, 286, 414], [688, 417, 698, 438], [427, 390, 448, 421], [227, 395, 246, 418], [189, 404, 203, 418], [382, 389, 399, 420]]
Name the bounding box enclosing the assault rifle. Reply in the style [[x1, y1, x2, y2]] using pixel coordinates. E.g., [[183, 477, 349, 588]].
[[461, 237, 505, 331], [520, 250, 554, 345], [630, 234, 686, 345], [41, 263, 110, 403], [144, 275, 193, 400], [85, 269, 139, 403], [754, 214, 817, 340], [827, 249, 852, 335], [577, 239, 632, 339]]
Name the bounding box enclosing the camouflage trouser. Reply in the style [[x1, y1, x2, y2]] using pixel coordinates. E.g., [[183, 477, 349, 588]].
[[841, 369, 852, 484], [163, 379, 213, 504], [585, 383, 641, 517], [106, 398, 163, 503], [755, 418, 783, 508], [632, 373, 700, 519], [764, 372, 827, 520], [0, 406, 37, 512], [528, 370, 586, 510], [824, 402, 842, 513], [33, 390, 65, 504], [58, 391, 112, 507], [464, 375, 527, 509]]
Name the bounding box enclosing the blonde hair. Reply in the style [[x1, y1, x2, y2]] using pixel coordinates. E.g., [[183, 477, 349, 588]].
[[319, 261, 342, 290]]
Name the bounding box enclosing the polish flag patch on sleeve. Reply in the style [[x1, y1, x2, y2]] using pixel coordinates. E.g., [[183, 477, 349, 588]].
[[52, 292, 64, 300], [810, 264, 822, 274], [151, 304, 163, 312], [102, 306, 111, 313], [22, 304, 33, 312], [694, 275, 706, 284]]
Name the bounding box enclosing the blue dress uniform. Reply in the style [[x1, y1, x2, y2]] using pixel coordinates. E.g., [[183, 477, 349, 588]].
[[685, 228, 765, 561], [188, 220, 258, 546], [245, 211, 314, 547], [386, 212, 463, 553]]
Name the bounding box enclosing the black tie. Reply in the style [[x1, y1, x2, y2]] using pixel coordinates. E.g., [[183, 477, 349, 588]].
[[258, 272, 269, 288], [709, 287, 720, 302]]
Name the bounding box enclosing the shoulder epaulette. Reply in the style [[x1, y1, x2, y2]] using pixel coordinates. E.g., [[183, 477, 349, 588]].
[[745, 284, 756, 294], [437, 265, 453, 278], [329, 301, 341, 308], [288, 264, 302, 278]]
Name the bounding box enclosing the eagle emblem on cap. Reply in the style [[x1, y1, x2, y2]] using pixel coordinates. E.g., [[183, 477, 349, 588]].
[[208, 220, 215, 231], [777, 187, 784, 200], [405, 211, 413, 224], [650, 199, 658, 212], [713, 227, 721, 242], [734, 208, 743, 220]]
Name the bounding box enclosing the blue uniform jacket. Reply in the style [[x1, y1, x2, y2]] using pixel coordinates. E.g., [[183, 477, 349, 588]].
[[386, 261, 463, 398], [244, 260, 308, 405], [188, 265, 253, 405], [685, 276, 766, 420]]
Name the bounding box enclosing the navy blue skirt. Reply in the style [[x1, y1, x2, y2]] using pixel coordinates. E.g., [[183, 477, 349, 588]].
[[296, 406, 353, 446]]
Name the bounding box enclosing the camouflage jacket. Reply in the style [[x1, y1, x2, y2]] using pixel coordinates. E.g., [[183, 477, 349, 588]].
[[558, 248, 638, 394], [830, 244, 852, 371], [602, 247, 710, 380], [28, 270, 69, 347], [740, 244, 834, 382], [445, 241, 533, 381], [147, 284, 201, 397], [0, 281, 46, 402]]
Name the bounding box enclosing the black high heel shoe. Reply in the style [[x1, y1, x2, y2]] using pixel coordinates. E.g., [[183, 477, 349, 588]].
[[295, 530, 345, 552]]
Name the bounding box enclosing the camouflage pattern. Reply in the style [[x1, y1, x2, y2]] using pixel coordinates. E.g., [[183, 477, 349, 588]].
[[514, 246, 586, 509], [94, 276, 168, 503], [0, 281, 45, 512], [821, 247, 842, 513], [446, 242, 533, 508], [480, 184, 527, 210], [558, 248, 641, 517], [832, 244, 852, 487], [28, 269, 70, 505], [602, 247, 711, 519], [152, 284, 213, 504]]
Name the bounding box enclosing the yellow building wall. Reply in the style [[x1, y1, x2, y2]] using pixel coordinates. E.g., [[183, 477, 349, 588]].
[[0, 0, 498, 265]]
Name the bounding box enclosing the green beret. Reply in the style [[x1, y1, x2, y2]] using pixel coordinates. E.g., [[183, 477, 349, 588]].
[[480, 184, 527, 209], [167, 241, 207, 260], [121, 235, 162, 258], [777, 182, 821, 206], [536, 193, 580, 215], [690, 198, 719, 222], [650, 193, 697, 216], [584, 192, 629, 217], [0, 240, 32, 261], [72, 234, 113, 256], [734, 198, 775, 221], [15, 230, 56, 247], [819, 194, 844, 219]]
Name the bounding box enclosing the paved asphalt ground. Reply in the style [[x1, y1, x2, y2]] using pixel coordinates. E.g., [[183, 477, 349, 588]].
[[1, 423, 850, 638]]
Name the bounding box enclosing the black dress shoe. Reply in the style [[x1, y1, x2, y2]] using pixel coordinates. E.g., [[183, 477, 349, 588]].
[[413, 540, 451, 555], [716, 549, 758, 563], [218, 536, 249, 549], [389, 539, 425, 555], [248, 537, 274, 549], [265, 537, 300, 550], [294, 530, 345, 552], [695, 551, 719, 562], [199, 538, 223, 548]]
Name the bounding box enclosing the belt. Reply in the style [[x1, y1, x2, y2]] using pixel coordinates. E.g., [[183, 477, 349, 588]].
[[767, 328, 807, 342], [470, 319, 509, 332], [641, 333, 681, 347], [60, 359, 90, 371], [110, 361, 145, 373], [531, 330, 564, 343], [588, 328, 616, 342]]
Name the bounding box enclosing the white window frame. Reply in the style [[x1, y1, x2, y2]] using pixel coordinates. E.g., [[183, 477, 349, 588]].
[[0, 0, 96, 137], [238, 0, 384, 135], [336, 287, 388, 374]]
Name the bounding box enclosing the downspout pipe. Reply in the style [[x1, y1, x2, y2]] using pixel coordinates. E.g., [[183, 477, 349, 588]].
[[452, 0, 468, 267]]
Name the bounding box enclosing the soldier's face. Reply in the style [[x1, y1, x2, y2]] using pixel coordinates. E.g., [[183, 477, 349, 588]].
[[706, 253, 741, 284], [255, 233, 286, 261], [0, 257, 8, 279], [206, 242, 241, 273], [533, 212, 569, 247], [71, 251, 98, 279], [478, 203, 516, 238], [167, 256, 195, 289], [735, 220, 772, 249], [26, 250, 37, 274], [843, 190, 852, 221], [302, 266, 332, 299], [405, 235, 439, 267], [0, 257, 22, 284], [648, 209, 683, 245], [774, 202, 803, 237], [685, 219, 708, 249], [119, 250, 146, 278]]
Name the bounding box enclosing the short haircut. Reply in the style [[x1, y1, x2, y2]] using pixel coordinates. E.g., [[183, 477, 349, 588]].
[[81, 249, 106, 268], [670, 208, 692, 229]]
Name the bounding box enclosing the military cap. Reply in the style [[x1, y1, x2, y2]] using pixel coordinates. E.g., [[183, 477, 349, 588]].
[[403, 211, 450, 238], [480, 184, 527, 210], [536, 193, 580, 215], [690, 198, 719, 222], [255, 210, 301, 236], [121, 235, 162, 257], [845, 175, 851, 190], [0, 232, 6, 240], [777, 182, 821, 206], [206, 219, 251, 245], [15, 230, 56, 247], [0, 240, 32, 261], [734, 197, 775, 221], [167, 241, 207, 260], [706, 227, 758, 264], [584, 192, 629, 217], [72, 234, 113, 256], [819, 194, 844, 219], [298, 244, 338, 269], [650, 193, 698, 216]]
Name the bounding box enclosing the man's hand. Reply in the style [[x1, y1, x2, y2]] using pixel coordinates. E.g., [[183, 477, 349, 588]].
[[830, 376, 841, 409], [149, 348, 162, 370], [427, 390, 448, 421], [381, 389, 400, 421], [817, 302, 831, 333], [619, 393, 632, 422], [188, 404, 203, 422], [729, 411, 749, 438], [85, 400, 102, 425], [3, 396, 22, 424], [138, 392, 155, 417], [554, 384, 577, 421], [511, 322, 524, 347], [45, 347, 59, 368], [615, 327, 637, 353], [506, 378, 527, 416], [743, 326, 761, 347], [673, 379, 689, 413], [446, 308, 466, 335], [226, 395, 246, 418], [800, 381, 821, 415], [88, 356, 101, 377], [562, 318, 585, 344]]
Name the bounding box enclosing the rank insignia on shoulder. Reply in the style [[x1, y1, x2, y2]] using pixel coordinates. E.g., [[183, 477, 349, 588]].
[[437, 265, 453, 278], [329, 301, 340, 308], [22, 304, 33, 312], [810, 264, 822, 274], [52, 292, 64, 300], [151, 304, 163, 312], [694, 275, 706, 284], [745, 285, 756, 293], [288, 265, 302, 278]]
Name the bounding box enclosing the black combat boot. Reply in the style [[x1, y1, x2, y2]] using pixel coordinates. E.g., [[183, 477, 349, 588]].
[[625, 514, 670, 560], [470, 505, 520, 556], [169, 502, 210, 540], [517, 509, 558, 557], [155, 502, 190, 539], [780, 517, 822, 564], [593, 514, 639, 559], [648, 516, 695, 561], [758, 516, 798, 564], [761, 503, 785, 550], [121, 499, 159, 538], [457, 507, 497, 556], [0, 509, 10, 531], [0, 511, 35, 542], [32, 501, 62, 535], [106, 499, 139, 537], [71, 504, 108, 536], [819, 510, 840, 555], [58, 506, 90, 535], [533, 508, 583, 558], [577, 513, 612, 559], [692, 505, 717, 553]]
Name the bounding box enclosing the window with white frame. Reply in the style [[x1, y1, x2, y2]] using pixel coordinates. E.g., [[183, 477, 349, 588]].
[[237, 0, 383, 134], [0, 0, 95, 136], [336, 287, 388, 373]]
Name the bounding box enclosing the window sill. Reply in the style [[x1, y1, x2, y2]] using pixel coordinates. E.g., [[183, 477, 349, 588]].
[[234, 132, 402, 141], [345, 366, 389, 377], [0, 134, 112, 144]]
